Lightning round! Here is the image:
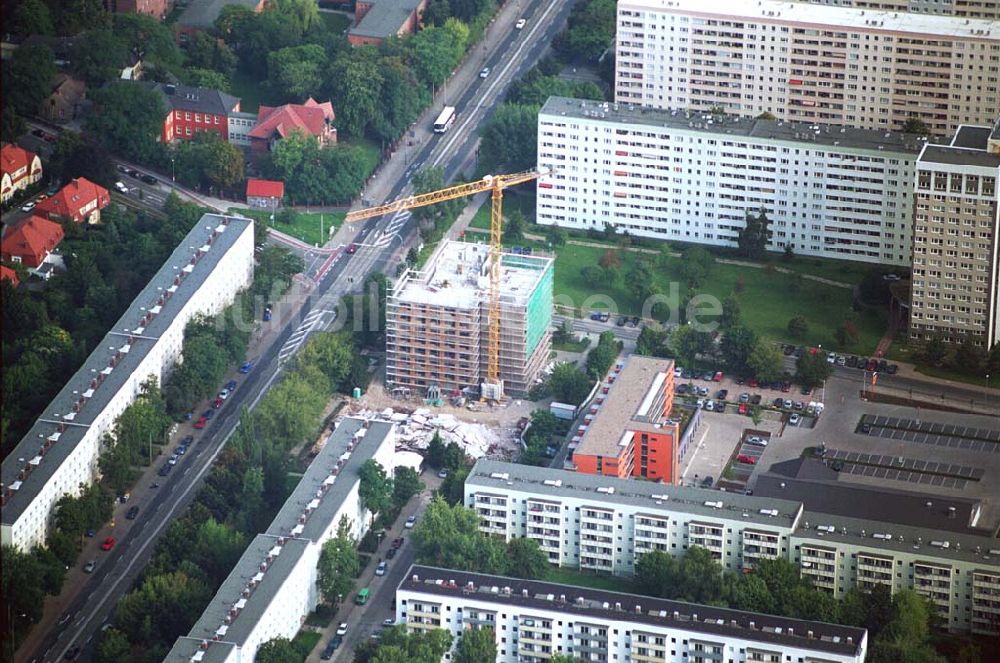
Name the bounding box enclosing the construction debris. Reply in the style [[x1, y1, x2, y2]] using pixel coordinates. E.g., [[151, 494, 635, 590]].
[[343, 406, 522, 460]]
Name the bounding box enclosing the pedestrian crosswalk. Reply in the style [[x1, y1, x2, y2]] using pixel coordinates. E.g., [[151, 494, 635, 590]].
[[372, 209, 411, 247], [277, 308, 334, 362]]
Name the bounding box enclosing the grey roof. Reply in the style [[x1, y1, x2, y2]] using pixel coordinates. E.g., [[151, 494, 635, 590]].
[[951, 125, 993, 150], [177, 0, 261, 30], [918, 144, 1000, 168], [266, 418, 394, 542], [2, 214, 253, 526], [540, 96, 933, 155], [165, 418, 394, 662], [349, 0, 424, 40], [793, 511, 1000, 566], [467, 460, 804, 529], [142, 82, 240, 117], [756, 458, 994, 536], [401, 565, 867, 657]]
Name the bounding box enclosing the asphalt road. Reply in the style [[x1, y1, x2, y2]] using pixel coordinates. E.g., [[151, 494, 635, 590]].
[[26, 2, 570, 661]]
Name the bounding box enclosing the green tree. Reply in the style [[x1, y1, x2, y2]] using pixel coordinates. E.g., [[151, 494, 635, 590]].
[[549, 362, 593, 405], [359, 460, 393, 525], [411, 496, 505, 572], [268, 43, 327, 99], [787, 315, 809, 339], [902, 116, 931, 135], [318, 516, 360, 605], [636, 325, 671, 358], [439, 465, 469, 506], [270, 0, 320, 33], [87, 82, 166, 165], [425, 431, 446, 468], [554, 0, 616, 63], [671, 325, 713, 368], [586, 331, 621, 380], [93, 626, 131, 663], [506, 538, 550, 579], [256, 637, 301, 663], [737, 208, 772, 260], [678, 246, 714, 288], [189, 519, 246, 586], [114, 570, 212, 649], [720, 295, 741, 330], [392, 466, 424, 509], [54, 0, 110, 36], [546, 224, 567, 247], [114, 12, 182, 74], [747, 340, 784, 383], [795, 350, 833, 389], [9, 0, 54, 36], [295, 332, 353, 391], [720, 325, 756, 374], [509, 74, 604, 106], [951, 336, 986, 374], [2, 43, 56, 118], [371, 56, 431, 144], [70, 29, 128, 85], [184, 31, 237, 77], [453, 626, 496, 663], [920, 335, 947, 365], [1, 545, 46, 625], [327, 47, 385, 139], [410, 19, 469, 87], [479, 103, 539, 171]]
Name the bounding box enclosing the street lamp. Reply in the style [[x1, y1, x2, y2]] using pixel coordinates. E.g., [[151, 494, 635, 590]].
[[170, 156, 175, 186]]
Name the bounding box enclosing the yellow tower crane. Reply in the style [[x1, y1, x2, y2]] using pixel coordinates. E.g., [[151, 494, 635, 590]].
[[344, 167, 548, 400]]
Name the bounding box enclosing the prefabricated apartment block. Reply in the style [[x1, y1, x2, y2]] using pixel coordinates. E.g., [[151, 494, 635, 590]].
[[569, 356, 681, 484], [385, 240, 553, 398], [465, 460, 1000, 634], [615, 0, 1000, 135], [397, 565, 869, 663], [536, 96, 924, 266]]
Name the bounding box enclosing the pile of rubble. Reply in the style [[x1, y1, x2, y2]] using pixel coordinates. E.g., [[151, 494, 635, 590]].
[[345, 406, 521, 460]]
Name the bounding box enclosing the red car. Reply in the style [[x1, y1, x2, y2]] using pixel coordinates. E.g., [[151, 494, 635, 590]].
[[101, 536, 116, 551], [781, 381, 792, 393], [738, 403, 748, 415], [194, 416, 208, 429], [748, 378, 759, 388], [737, 455, 757, 465], [392, 537, 404, 549], [213, 397, 224, 409], [346, 243, 358, 254], [713, 371, 724, 382]]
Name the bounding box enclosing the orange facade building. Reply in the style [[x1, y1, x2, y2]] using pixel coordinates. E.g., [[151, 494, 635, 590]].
[[570, 356, 679, 483]]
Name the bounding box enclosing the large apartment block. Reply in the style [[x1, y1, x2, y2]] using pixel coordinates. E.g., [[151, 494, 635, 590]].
[[397, 565, 869, 663], [799, 0, 1000, 20], [166, 419, 397, 663], [910, 121, 1000, 347], [536, 97, 922, 265], [1, 214, 254, 551], [385, 240, 553, 399], [615, 0, 1000, 135], [465, 461, 1000, 634]]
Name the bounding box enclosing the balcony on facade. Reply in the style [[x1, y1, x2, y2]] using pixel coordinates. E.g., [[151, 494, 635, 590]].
[[972, 570, 1000, 634], [688, 521, 726, 560], [632, 630, 669, 663], [913, 561, 953, 618], [857, 552, 895, 592], [800, 544, 839, 594], [742, 529, 782, 570]]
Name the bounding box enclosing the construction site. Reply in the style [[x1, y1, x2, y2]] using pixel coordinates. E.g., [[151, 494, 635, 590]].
[[384, 239, 554, 400]]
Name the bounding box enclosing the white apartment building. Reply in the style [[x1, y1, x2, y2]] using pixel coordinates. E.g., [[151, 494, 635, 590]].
[[615, 0, 1000, 135], [0, 214, 254, 551], [799, 0, 1000, 20], [397, 565, 869, 663], [466, 461, 1000, 634], [910, 122, 1000, 347], [536, 97, 922, 265], [165, 418, 397, 663]]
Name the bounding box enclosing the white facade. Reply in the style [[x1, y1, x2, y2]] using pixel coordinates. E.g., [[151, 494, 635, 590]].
[[615, 0, 1000, 136], [467, 461, 1000, 634], [227, 111, 257, 147], [166, 418, 398, 663], [397, 567, 868, 663], [1, 215, 254, 551], [536, 97, 921, 265]]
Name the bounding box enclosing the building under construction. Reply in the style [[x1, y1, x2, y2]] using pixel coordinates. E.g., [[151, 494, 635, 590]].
[[385, 240, 553, 399]]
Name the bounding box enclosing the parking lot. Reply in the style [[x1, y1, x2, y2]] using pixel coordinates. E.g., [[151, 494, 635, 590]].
[[678, 406, 784, 489]]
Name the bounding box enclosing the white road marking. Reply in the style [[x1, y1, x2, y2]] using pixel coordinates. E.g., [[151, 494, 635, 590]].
[[680, 424, 712, 483]]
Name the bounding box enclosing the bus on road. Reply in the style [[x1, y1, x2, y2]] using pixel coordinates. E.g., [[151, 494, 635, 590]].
[[433, 106, 456, 133]]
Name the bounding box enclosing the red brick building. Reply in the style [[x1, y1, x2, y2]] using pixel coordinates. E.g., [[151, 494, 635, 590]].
[[348, 0, 428, 46], [1, 216, 64, 269], [248, 98, 336, 152], [106, 0, 173, 18], [142, 83, 242, 143], [570, 356, 681, 484], [1, 265, 20, 287], [36, 178, 111, 225]]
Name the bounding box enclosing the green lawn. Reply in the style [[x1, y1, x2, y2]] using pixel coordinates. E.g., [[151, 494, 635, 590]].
[[552, 243, 886, 353], [544, 566, 635, 594], [292, 630, 322, 660], [321, 12, 352, 35], [235, 208, 344, 247], [469, 190, 537, 231]]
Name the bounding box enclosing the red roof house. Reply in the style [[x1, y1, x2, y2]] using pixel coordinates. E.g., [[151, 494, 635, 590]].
[[249, 98, 337, 152], [1, 216, 64, 269], [1, 265, 20, 287], [1, 144, 43, 204], [246, 179, 285, 209], [36, 177, 110, 225]]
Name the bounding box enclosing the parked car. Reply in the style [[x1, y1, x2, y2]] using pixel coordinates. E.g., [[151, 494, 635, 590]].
[[263, 307, 272, 322], [772, 398, 784, 408], [716, 389, 728, 400], [783, 345, 795, 355], [386, 546, 397, 559], [346, 243, 358, 254], [886, 363, 898, 374], [800, 385, 813, 395], [746, 436, 768, 447], [836, 355, 847, 366], [713, 371, 724, 382], [21, 201, 35, 212], [218, 388, 230, 401], [203, 409, 215, 420], [437, 468, 448, 479], [125, 506, 139, 520], [792, 401, 804, 410], [383, 618, 396, 627], [479, 67, 490, 78], [738, 403, 748, 415], [616, 315, 627, 327], [239, 361, 253, 373], [86, 529, 96, 538], [194, 416, 208, 429], [701, 476, 713, 487], [846, 355, 858, 367], [737, 454, 757, 465], [515, 18, 527, 29], [225, 379, 237, 392], [213, 397, 224, 409], [168, 454, 179, 466], [158, 463, 172, 476], [101, 536, 116, 551], [140, 173, 157, 185], [750, 394, 762, 405], [63, 646, 81, 660], [83, 560, 96, 573], [375, 561, 387, 576], [739, 393, 750, 403], [748, 378, 759, 388], [629, 316, 640, 327], [336, 622, 349, 636], [704, 400, 715, 412], [695, 398, 705, 409], [114, 181, 129, 194], [789, 413, 802, 426], [676, 384, 689, 395], [404, 515, 416, 529], [681, 369, 693, 379], [321, 636, 342, 659], [392, 537, 404, 549], [783, 399, 793, 409]]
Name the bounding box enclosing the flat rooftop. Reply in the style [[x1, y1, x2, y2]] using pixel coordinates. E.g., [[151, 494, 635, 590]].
[[349, 0, 423, 39], [756, 458, 994, 536], [919, 144, 1000, 169], [165, 418, 394, 662], [401, 565, 867, 657], [178, 0, 260, 30], [2, 214, 253, 526], [574, 356, 676, 460], [392, 239, 553, 310], [541, 97, 932, 154], [468, 459, 804, 530], [619, 0, 999, 38]]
